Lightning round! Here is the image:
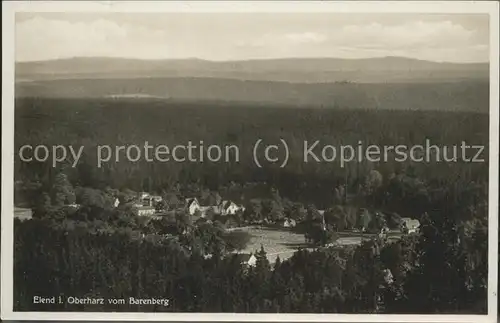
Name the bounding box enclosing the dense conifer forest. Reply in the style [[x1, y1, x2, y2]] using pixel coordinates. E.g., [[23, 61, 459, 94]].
[[13, 97, 490, 313]]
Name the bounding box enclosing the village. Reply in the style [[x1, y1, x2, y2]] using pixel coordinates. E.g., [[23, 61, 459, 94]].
[[14, 187, 421, 267]]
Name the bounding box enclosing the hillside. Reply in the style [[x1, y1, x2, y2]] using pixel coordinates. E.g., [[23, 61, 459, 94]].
[[16, 56, 489, 83], [15, 77, 489, 112]]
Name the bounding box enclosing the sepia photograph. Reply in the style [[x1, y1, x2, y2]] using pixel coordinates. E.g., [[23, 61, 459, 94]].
[[1, 1, 499, 322]]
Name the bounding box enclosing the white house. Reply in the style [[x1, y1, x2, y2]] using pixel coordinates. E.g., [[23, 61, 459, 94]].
[[113, 198, 120, 208], [235, 253, 257, 267], [185, 198, 244, 217], [185, 198, 201, 215], [219, 200, 240, 215]]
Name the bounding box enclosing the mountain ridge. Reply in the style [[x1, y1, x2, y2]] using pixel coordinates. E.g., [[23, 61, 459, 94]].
[[16, 56, 489, 84], [16, 55, 489, 65]]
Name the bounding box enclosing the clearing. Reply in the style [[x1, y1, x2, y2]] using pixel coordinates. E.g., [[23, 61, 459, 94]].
[[231, 226, 402, 264]]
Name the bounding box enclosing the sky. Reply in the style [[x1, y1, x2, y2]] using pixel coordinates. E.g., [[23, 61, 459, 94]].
[[15, 13, 490, 63]]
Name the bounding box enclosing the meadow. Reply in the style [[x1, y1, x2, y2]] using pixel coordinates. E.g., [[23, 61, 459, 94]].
[[232, 226, 403, 263]]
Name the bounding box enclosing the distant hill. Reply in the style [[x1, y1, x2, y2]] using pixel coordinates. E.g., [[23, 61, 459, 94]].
[[16, 56, 489, 83], [15, 57, 489, 112], [15, 77, 489, 112]]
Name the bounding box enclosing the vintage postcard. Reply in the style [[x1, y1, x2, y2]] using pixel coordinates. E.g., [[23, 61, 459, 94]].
[[1, 1, 499, 322]]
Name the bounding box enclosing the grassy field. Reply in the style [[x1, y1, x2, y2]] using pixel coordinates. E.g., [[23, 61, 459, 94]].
[[233, 226, 311, 263], [232, 226, 404, 263]]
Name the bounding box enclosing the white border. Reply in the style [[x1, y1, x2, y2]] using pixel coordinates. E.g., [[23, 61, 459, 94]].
[[1, 1, 499, 322]]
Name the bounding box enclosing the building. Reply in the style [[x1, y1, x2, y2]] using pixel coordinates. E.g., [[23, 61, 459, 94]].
[[14, 207, 32, 221], [219, 200, 240, 215], [234, 253, 257, 267], [284, 218, 297, 228], [113, 198, 120, 208], [185, 197, 245, 217], [134, 206, 156, 217], [185, 198, 201, 215], [277, 218, 296, 228], [400, 218, 420, 234]]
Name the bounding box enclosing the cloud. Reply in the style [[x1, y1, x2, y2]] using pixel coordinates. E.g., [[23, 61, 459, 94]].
[[16, 16, 171, 61], [15, 15, 488, 63], [338, 20, 477, 50], [284, 32, 327, 44]]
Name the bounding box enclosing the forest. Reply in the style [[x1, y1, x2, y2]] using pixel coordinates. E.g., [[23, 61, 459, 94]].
[[14, 98, 489, 208], [13, 97, 490, 313], [13, 173, 488, 313]]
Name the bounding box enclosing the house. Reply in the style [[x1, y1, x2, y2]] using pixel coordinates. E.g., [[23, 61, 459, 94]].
[[185, 198, 201, 215], [14, 207, 32, 221], [284, 218, 297, 228], [400, 218, 420, 234], [233, 253, 257, 267], [219, 200, 240, 215], [277, 218, 296, 228], [67, 203, 81, 209], [134, 205, 156, 217], [113, 198, 120, 208], [185, 197, 244, 217]]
